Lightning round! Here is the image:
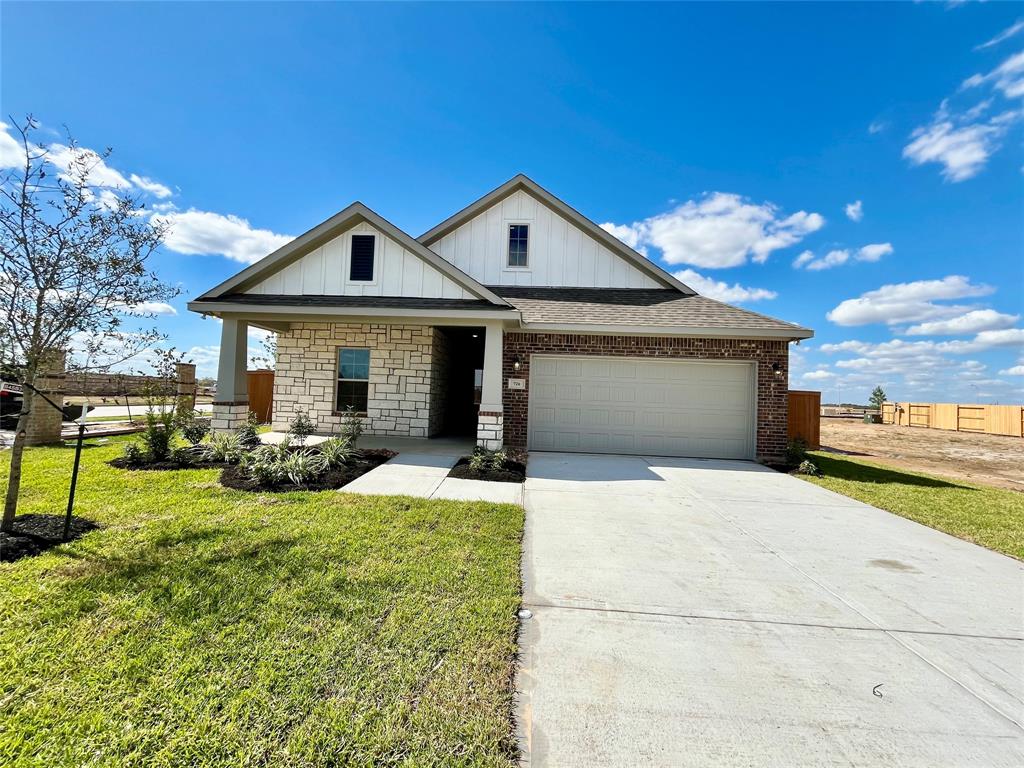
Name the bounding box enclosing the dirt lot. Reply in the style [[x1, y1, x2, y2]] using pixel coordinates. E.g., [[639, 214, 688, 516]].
[[819, 417, 1024, 492]]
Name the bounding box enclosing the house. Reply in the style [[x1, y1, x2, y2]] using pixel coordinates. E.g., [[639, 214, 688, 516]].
[[188, 175, 812, 462]]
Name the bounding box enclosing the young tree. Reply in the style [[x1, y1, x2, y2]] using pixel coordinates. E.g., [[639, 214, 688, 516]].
[[869, 385, 887, 410], [249, 331, 277, 370], [0, 116, 178, 531]]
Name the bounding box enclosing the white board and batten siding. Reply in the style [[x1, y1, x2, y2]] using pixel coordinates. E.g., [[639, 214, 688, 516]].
[[528, 356, 756, 460], [429, 189, 662, 289], [246, 222, 471, 299]]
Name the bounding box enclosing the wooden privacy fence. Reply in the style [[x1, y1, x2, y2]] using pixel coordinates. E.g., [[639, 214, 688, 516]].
[[247, 370, 274, 424], [881, 402, 1024, 438], [787, 390, 821, 449]]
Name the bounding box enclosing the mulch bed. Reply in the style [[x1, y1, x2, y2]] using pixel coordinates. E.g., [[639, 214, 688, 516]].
[[108, 457, 230, 471], [1, 514, 99, 563], [219, 449, 396, 492], [447, 457, 527, 484]]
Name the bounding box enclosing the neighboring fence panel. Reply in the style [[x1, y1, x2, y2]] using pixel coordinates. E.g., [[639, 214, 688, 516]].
[[247, 370, 275, 424], [882, 401, 1022, 438], [787, 390, 821, 449]]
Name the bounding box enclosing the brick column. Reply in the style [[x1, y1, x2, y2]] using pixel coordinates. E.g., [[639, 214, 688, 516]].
[[25, 350, 66, 446], [176, 362, 197, 413]]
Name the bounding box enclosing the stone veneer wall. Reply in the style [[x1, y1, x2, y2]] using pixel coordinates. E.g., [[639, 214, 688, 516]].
[[273, 322, 435, 437], [428, 328, 451, 437], [502, 333, 790, 461]]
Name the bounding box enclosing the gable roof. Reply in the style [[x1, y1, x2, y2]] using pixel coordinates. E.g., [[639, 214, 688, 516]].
[[197, 202, 509, 306], [417, 174, 696, 295], [491, 287, 813, 339]]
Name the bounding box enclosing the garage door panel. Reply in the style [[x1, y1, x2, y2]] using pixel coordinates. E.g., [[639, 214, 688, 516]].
[[528, 356, 754, 460]]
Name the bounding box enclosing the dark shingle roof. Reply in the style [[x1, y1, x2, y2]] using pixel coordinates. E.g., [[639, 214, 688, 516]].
[[491, 287, 810, 334]]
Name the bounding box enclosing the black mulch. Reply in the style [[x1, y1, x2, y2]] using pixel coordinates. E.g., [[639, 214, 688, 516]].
[[108, 457, 230, 471], [219, 449, 396, 493], [1, 514, 99, 563], [447, 457, 526, 484]]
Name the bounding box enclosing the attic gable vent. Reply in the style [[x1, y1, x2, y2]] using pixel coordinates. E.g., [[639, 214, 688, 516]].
[[350, 234, 376, 282]]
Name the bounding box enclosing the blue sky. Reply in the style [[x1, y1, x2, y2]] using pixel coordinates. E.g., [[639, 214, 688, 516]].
[[2, 1, 1022, 404]]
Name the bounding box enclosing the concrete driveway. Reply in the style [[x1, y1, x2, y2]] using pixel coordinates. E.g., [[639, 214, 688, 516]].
[[516, 452, 1024, 766]]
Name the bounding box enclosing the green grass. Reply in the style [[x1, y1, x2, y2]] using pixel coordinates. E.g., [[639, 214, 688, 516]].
[[803, 452, 1024, 560], [0, 439, 524, 767]]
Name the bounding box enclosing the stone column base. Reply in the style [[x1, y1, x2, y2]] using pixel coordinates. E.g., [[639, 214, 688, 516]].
[[477, 411, 503, 451], [211, 402, 250, 433]]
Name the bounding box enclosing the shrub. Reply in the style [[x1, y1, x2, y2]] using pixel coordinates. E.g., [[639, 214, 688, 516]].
[[289, 409, 315, 446], [340, 406, 363, 448], [281, 449, 327, 486], [140, 406, 176, 462], [489, 449, 508, 471], [179, 415, 210, 446], [205, 433, 244, 464], [468, 449, 489, 473], [170, 446, 197, 467], [785, 438, 808, 467], [318, 436, 358, 468], [122, 442, 146, 466], [795, 460, 821, 477], [242, 445, 287, 486], [235, 411, 262, 450]]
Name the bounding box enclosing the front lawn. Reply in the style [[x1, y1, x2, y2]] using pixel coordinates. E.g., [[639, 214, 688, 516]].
[[803, 452, 1024, 560], [0, 438, 524, 767]]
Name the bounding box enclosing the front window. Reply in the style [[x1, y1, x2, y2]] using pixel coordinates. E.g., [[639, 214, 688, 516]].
[[507, 224, 529, 268], [336, 348, 370, 412]]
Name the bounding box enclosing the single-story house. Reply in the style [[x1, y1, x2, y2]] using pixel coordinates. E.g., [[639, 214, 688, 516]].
[[188, 175, 812, 462]]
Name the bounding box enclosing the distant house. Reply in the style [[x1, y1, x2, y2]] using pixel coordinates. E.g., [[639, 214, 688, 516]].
[[188, 175, 812, 461]]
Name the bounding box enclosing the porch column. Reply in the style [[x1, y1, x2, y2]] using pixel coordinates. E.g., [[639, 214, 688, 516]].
[[211, 317, 250, 433], [477, 321, 504, 450]]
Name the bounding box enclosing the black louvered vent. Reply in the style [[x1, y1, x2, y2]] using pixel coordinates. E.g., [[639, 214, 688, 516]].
[[350, 235, 375, 281]]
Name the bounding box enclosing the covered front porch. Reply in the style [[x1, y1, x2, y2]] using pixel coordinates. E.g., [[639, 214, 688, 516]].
[[209, 312, 509, 450]]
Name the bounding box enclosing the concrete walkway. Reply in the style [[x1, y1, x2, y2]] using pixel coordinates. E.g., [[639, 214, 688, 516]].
[[517, 452, 1024, 766], [259, 434, 523, 504]]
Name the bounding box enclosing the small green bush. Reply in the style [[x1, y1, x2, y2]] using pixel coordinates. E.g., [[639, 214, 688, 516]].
[[235, 411, 262, 450], [170, 446, 197, 467], [242, 445, 287, 486], [318, 436, 358, 468], [140, 407, 176, 462], [489, 450, 508, 471], [122, 442, 145, 466], [281, 450, 328, 486], [468, 450, 489, 473], [205, 433, 244, 464], [288, 409, 315, 446], [180, 416, 210, 446], [785, 438, 808, 466], [340, 407, 363, 448], [795, 459, 821, 477]]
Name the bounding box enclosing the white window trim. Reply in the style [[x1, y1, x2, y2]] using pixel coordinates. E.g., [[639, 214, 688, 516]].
[[504, 221, 531, 271], [347, 232, 379, 285]]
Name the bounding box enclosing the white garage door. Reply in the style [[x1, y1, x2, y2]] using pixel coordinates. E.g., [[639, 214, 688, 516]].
[[528, 355, 755, 459]]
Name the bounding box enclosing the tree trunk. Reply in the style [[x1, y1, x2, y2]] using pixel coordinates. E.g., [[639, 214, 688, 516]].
[[2, 386, 34, 532]]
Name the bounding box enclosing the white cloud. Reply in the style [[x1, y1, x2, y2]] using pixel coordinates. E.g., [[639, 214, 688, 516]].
[[185, 345, 222, 379], [155, 209, 293, 264], [827, 275, 994, 326], [673, 269, 776, 303], [46, 143, 133, 189], [794, 242, 892, 271], [855, 243, 894, 262], [962, 50, 1024, 99], [999, 364, 1024, 375], [845, 200, 863, 222], [599, 222, 647, 256], [0, 122, 26, 168], [120, 301, 178, 317], [976, 20, 1024, 50], [904, 309, 1020, 336], [129, 173, 173, 199], [868, 120, 887, 135], [903, 115, 1011, 182], [822, 329, 1024, 358], [603, 192, 824, 268], [803, 370, 836, 380]]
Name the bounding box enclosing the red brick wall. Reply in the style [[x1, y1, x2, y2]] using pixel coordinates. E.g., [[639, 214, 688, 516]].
[[502, 332, 790, 461]]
